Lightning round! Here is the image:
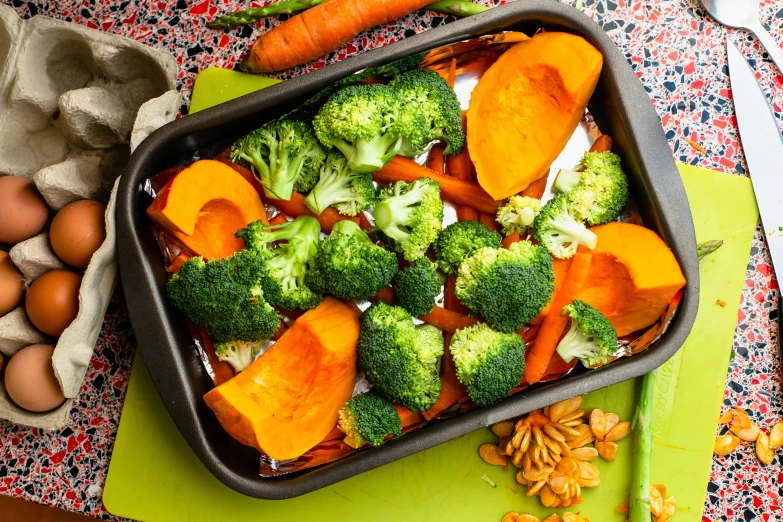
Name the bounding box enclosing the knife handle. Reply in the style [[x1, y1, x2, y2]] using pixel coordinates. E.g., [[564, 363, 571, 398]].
[[750, 22, 783, 77]]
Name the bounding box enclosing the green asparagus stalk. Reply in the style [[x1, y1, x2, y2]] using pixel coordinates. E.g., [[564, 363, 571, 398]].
[[207, 0, 489, 30], [697, 239, 724, 260], [630, 370, 655, 522]]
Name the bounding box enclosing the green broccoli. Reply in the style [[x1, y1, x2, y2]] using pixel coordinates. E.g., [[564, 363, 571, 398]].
[[556, 300, 618, 367], [450, 323, 526, 407], [337, 391, 403, 448], [433, 220, 502, 274], [166, 251, 280, 372], [374, 178, 444, 261], [534, 194, 598, 259], [455, 241, 554, 333], [392, 257, 443, 317], [312, 84, 426, 173], [389, 69, 465, 156], [230, 118, 325, 201], [357, 302, 444, 411], [554, 151, 629, 226], [496, 196, 543, 236], [236, 215, 323, 311], [303, 153, 376, 216], [305, 220, 398, 301]]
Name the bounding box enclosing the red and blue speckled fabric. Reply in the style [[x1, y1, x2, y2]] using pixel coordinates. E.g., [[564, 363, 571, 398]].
[[0, 0, 781, 520]]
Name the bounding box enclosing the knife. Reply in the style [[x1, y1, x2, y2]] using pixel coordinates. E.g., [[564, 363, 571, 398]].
[[727, 37, 783, 345]]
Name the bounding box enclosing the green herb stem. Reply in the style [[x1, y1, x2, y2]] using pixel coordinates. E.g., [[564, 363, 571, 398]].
[[630, 370, 655, 522]]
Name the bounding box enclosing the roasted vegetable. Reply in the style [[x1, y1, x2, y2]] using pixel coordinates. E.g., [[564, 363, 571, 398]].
[[556, 299, 618, 366], [455, 241, 554, 333], [237, 215, 323, 311], [534, 194, 598, 259], [392, 257, 443, 317], [166, 252, 280, 372], [306, 220, 397, 301], [450, 323, 525, 406], [433, 220, 502, 274], [554, 151, 629, 226], [230, 119, 326, 201], [374, 178, 444, 261], [357, 302, 444, 411], [495, 195, 542, 236], [338, 391, 403, 448], [304, 153, 376, 216]]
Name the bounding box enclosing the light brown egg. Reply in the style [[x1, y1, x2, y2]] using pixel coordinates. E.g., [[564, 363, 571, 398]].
[[0, 176, 50, 244], [0, 251, 25, 316], [50, 200, 107, 268], [4, 344, 65, 413], [25, 270, 82, 337]]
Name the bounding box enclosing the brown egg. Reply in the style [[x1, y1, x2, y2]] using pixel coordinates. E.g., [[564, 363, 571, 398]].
[[0, 176, 50, 244], [0, 251, 25, 316], [25, 270, 82, 336], [4, 344, 65, 412], [49, 200, 107, 268]]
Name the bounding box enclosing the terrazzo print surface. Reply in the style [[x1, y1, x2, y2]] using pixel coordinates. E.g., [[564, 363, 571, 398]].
[[0, 0, 781, 520]]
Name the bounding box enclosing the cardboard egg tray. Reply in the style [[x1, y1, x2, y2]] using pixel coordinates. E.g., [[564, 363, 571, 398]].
[[0, 5, 178, 429]]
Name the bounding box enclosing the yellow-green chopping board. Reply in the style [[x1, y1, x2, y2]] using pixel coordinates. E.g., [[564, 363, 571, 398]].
[[103, 67, 759, 522]]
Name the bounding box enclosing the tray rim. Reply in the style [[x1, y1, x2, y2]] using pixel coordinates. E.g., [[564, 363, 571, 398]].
[[117, 0, 699, 499]]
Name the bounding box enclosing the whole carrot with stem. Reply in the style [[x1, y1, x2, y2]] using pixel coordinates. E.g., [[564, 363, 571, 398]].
[[246, 0, 444, 72], [208, 0, 489, 30], [524, 252, 592, 384]]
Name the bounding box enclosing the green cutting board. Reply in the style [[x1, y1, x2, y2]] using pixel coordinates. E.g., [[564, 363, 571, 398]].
[[104, 68, 759, 521]]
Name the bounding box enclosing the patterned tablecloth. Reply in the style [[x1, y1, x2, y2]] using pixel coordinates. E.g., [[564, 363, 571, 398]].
[[0, 0, 781, 520]]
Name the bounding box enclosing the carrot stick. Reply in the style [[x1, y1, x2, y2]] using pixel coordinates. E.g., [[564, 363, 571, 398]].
[[269, 192, 359, 233], [502, 232, 520, 249], [446, 58, 457, 88], [371, 286, 395, 305], [167, 252, 191, 273], [521, 325, 540, 344], [520, 176, 548, 199], [395, 403, 425, 429], [480, 212, 501, 233], [246, 0, 435, 72], [589, 134, 612, 153], [541, 352, 577, 380], [269, 213, 289, 226], [444, 274, 469, 315], [524, 252, 593, 384], [423, 333, 468, 420], [376, 156, 500, 214], [445, 133, 479, 221], [420, 305, 479, 333], [427, 145, 446, 176]]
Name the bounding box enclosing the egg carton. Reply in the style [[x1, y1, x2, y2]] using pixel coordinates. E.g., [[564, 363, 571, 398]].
[[0, 4, 179, 429]]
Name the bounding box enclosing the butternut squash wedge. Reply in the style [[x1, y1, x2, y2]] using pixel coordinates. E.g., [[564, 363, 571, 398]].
[[204, 297, 359, 460], [576, 222, 686, 336], [147, 159, 268, 260], [467, 32, 603, 200]]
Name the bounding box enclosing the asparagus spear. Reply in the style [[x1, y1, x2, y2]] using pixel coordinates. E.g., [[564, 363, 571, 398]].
[[207, 0, 489, 30], [630, 370, 655, 522], [697, 239, 724, 260]]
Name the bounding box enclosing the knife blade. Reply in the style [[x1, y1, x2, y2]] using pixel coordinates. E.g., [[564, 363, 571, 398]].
[[727, 38, 783, 282]]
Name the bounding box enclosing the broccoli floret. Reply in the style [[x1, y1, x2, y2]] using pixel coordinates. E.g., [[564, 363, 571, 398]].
[[496, 196, 543, 236], [389, 69, 465, 156], [433, 220, 502, 274], [305, 220, 398, 301], [230, 118, 325, 201], [214, 340, 266, 373], [357, 302, 444, 411], [166, 252, 280, 371], [555, 151, 629, 226], [455, 242, 554, 333], [338, 391, 403, 448], [374, 178, 443, 261], [556, 300, 618, 367], [450, 323, 526, 407], [534, 194, 598, 259], [236, 216, 323, 311], [303, 153, 377, 216], [313, 84, 425, 173], [392, 258, 442, 317]]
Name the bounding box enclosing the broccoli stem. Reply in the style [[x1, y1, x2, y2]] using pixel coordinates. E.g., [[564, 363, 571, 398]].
[[374, 188, 421, 243], [630, 370, 655, 522], [207, 0, 488, 30], [554, 168, 582, 193], [352, 134, 402, 173], [552, 213, 598, 250]]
